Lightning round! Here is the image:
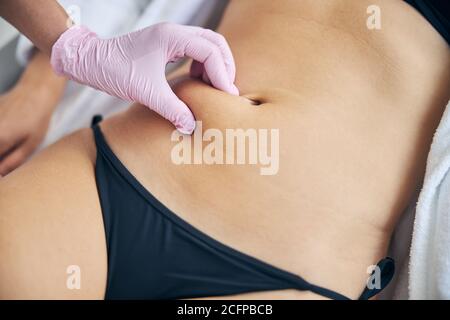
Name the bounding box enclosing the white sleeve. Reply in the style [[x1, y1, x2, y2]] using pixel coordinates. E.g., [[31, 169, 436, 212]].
[[132, 0, 222, 31], [15, 0, 146, 67]]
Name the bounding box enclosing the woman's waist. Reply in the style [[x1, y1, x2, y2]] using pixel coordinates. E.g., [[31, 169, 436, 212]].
[[226, 0, 449, 101], [112, 96, 412, 243], [103, 101, 398, 298]]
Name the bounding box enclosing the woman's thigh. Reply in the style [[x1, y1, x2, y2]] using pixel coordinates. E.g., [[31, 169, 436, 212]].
[[0, 129, 107, 299]]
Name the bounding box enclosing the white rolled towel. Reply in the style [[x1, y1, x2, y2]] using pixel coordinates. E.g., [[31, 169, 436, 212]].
[[409, 100, 450, 299]]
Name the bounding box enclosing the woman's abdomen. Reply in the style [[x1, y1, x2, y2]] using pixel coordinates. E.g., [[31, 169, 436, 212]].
[[102, 0, 450, 298]]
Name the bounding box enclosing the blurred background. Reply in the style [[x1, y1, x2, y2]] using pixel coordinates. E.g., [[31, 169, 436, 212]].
[[0, 18, 21, 92]]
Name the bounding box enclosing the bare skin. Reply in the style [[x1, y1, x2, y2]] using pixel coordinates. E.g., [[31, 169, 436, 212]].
[[0, 0, 449, 299], [0, 0, 69, 56], [0, 51, 67, 175]]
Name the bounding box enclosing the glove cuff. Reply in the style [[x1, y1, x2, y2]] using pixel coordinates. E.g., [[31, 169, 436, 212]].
[[50, 25, 98, 77]]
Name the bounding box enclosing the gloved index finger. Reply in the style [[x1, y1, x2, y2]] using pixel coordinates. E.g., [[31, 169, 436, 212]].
[[183, 26, 236, 81], [184, 36, 238, 96]]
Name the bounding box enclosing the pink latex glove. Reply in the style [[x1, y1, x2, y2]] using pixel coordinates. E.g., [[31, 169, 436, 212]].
[[51, 23, 239, 134]]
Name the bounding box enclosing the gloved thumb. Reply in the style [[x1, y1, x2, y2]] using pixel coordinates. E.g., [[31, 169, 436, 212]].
[[151, 81, 196, 135]]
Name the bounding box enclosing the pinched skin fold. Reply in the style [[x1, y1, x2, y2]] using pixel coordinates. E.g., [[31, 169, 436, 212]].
[[50, 23, 239, 134]]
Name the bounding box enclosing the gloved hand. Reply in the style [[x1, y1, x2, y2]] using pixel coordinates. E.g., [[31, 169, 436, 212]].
[[51, 22, 239, 134]]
